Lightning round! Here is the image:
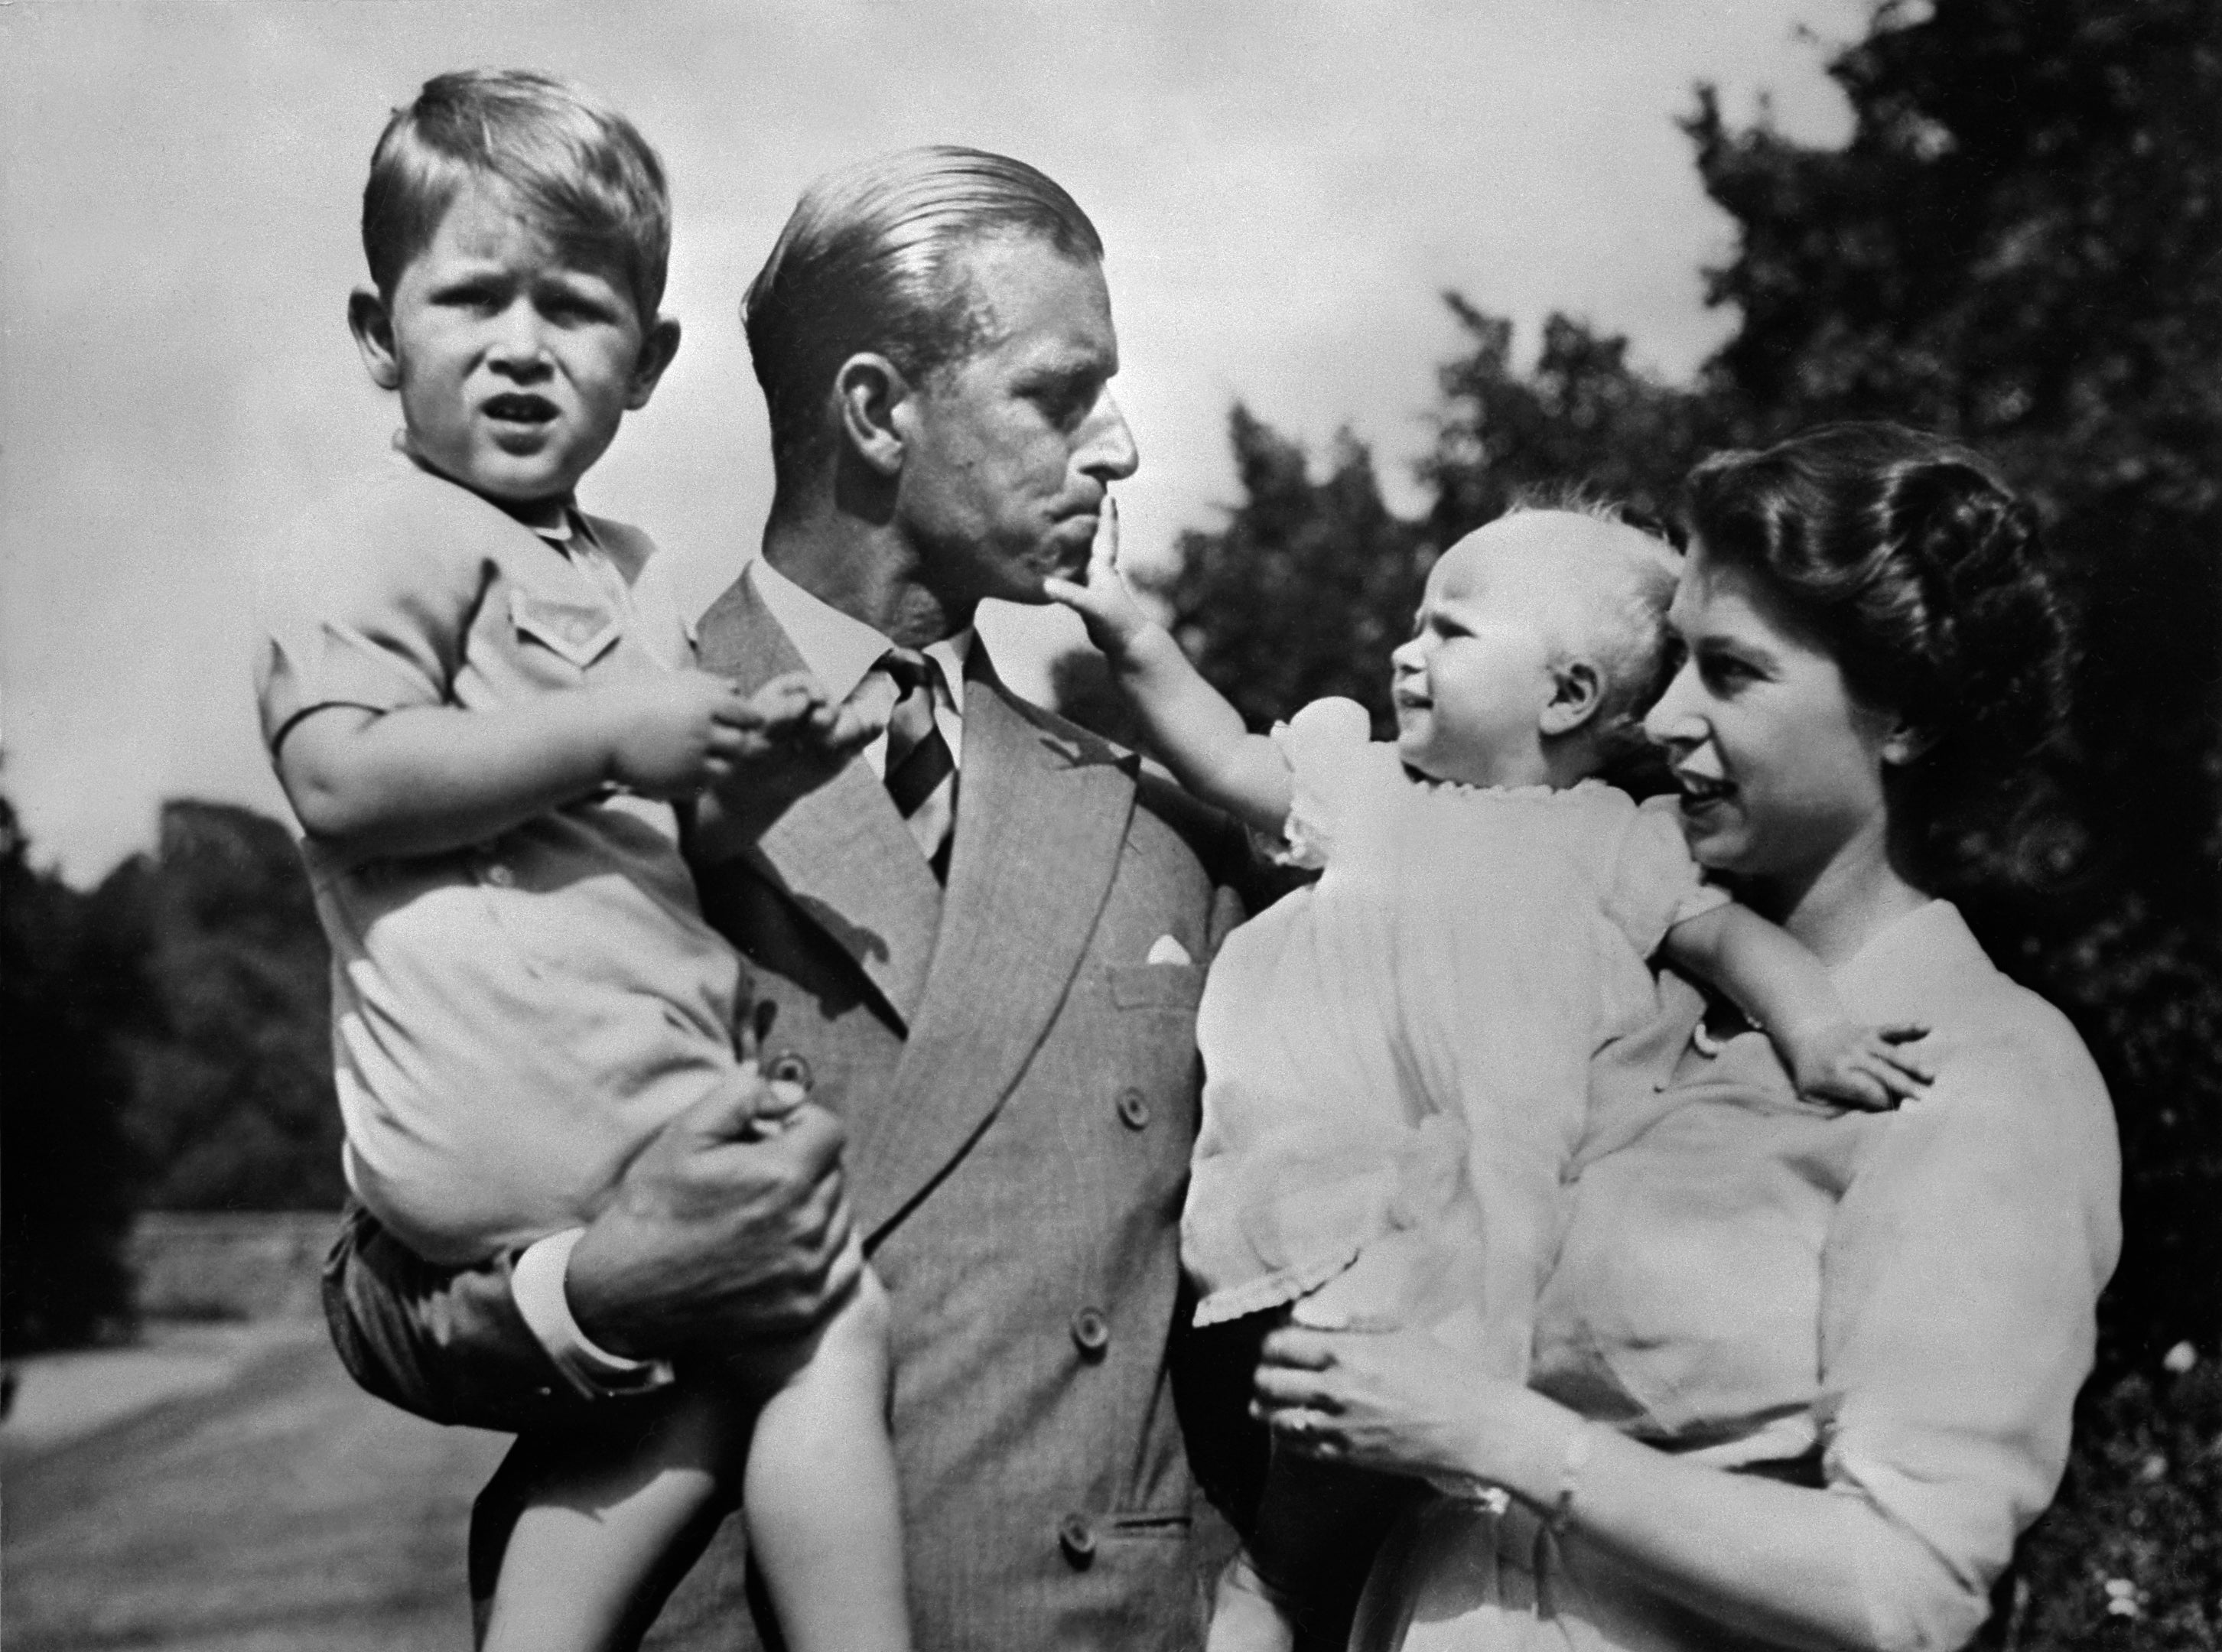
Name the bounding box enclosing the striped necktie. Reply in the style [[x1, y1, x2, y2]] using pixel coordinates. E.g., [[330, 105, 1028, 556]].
[[880, 648, 957, 880]]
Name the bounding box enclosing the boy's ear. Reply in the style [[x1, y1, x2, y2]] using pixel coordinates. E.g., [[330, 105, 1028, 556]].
[[347, 288, 402, 390], [1539, 659, 1603, 737], [625, 314, 683, 411], [835, 353, 913, 479]]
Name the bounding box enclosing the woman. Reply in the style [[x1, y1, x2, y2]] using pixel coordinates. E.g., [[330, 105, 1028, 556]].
[[1254, 424, 2120, 1651]]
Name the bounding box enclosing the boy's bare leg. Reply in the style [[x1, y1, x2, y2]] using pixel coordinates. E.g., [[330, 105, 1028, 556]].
[[480, 1254, 909, 1652], [743, 1262, 912, 1652], [481, 1387, 742, 1652]]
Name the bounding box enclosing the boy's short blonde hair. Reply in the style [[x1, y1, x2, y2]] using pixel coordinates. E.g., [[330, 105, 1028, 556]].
[[361, 69, 671, 322]]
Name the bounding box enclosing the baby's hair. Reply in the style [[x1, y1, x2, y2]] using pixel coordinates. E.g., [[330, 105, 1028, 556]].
[[1498, 486, 1683, 785], [361, 69, 672, 324]]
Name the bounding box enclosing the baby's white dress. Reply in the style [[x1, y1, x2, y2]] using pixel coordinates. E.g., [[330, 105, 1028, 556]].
[[1181, 698, 1726, 1378]]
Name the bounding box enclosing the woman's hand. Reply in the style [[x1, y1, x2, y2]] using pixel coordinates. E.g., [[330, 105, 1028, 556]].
[[1253, 1322, 1569, 1501]]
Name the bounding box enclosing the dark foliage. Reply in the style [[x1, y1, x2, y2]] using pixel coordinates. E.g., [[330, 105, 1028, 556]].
[[98, 802, 345, 1211], [1147, 408, 1433, 742], [1, 798, 137, 1351]]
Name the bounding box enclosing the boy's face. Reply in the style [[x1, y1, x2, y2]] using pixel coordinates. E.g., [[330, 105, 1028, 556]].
[[348, 177, 678, 504]]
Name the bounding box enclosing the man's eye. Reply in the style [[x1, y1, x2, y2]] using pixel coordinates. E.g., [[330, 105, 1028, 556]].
[[1032, 379, 1093, 425]]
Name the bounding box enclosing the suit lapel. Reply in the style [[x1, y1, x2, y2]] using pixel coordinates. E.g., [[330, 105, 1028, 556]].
[[853, 665, 1140, 1237], [691, 571, 942, 1029]]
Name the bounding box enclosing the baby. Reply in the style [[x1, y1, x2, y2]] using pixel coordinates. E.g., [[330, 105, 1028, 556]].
[[1051, 499, 1930, 1650], [255, 72, 907, 1652]]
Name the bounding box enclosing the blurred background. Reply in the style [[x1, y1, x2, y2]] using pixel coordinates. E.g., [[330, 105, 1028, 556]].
[[2, 2, 2215, 1648]]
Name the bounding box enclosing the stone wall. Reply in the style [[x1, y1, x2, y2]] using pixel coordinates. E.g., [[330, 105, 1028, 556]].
[[126, 1212, 340, 1322]]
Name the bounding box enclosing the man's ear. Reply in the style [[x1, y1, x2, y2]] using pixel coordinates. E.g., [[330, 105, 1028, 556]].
[[835, 353, 912, 478], [1539, 659, 1603, 737], [347, 288, 401, 390], [625, 314, 683, 411]]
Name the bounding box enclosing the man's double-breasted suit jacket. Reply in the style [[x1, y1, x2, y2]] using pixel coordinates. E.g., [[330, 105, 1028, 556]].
[[324, 567, 1262, 1650]]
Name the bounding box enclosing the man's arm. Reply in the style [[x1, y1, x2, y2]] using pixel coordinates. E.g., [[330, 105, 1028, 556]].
[[324, 1088, 860, 1428]]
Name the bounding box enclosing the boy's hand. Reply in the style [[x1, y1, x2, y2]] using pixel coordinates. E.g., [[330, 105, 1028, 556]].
[[1784, 1019, 1934, 1111], [1044, 497, 1157, 657], [601, 670, 765, 799], [703, 670, 885, 837]]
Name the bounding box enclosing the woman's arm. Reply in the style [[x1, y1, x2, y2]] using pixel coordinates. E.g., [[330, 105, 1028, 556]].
[[1257, 1325, 1954, 1652], [1662, 902, 1932, 1111]]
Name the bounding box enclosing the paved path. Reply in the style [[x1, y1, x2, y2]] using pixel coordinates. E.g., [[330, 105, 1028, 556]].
[[3, 1324, 509, 1650]]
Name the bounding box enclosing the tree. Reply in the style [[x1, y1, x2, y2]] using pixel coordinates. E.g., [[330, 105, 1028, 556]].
[[0, 796, 137, 1351], [1425, 302, 1721, 545], [1147, 405, 1431, 739], [101, 802, 344, 1210]]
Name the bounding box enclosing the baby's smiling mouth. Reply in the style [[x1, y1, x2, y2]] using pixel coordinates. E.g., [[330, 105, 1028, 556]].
[[483, 393, 558, 424]]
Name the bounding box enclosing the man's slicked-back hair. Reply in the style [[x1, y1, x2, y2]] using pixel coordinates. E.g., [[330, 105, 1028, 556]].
[[743, 145, 1104, 490], [361, 69, 672, 322]]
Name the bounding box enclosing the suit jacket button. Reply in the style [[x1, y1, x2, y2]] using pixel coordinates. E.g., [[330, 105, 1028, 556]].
[[1071, 1307, 1111, 1357], [1116, 1087, 1151, 1129], [1058, 1512, 1096, 1564], [768, 1051, 813, 1092]]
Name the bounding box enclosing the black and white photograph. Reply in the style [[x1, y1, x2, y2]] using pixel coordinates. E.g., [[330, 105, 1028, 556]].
[[2, 3, 2216, 1649]]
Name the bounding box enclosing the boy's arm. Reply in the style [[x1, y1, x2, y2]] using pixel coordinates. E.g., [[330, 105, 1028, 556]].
[[1046, 509, 1293, 833], [1661, 903, 1933, 1111], [273, 669, 753, 863]]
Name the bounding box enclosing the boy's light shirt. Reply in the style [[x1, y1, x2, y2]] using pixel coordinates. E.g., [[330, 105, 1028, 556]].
[[514, 557, 971, 1396]]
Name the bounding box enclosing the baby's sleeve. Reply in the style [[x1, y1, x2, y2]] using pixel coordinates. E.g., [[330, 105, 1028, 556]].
[[254, 489, 486, 756], [1270, 697, 1395, 869], [1604, 793, 1731, 957]]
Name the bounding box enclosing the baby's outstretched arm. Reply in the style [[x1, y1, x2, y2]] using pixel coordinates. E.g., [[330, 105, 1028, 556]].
[[1045, 502, 1293, 834], [1661, 903, 1934, 1111], [275, 669, 871, 863]]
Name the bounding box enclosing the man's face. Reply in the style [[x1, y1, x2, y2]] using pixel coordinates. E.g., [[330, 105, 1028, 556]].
[[896, 233, 1139, 607]]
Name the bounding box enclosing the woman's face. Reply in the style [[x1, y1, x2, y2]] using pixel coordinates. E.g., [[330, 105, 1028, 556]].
[[1645, 541, 1900, 892]]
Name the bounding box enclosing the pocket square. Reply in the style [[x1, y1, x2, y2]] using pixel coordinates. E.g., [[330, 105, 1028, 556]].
[[1145, 935, 1193, 967]]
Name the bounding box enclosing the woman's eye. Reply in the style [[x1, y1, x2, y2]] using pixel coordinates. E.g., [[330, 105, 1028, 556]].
[[1697, 652, 1755, 690]]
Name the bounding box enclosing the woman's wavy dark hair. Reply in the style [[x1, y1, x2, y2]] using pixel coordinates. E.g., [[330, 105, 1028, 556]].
[[1684, 422, 2077, 889]]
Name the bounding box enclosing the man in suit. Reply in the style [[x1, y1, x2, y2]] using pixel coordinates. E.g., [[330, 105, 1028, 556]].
[[322, 145, 1260, 1650]]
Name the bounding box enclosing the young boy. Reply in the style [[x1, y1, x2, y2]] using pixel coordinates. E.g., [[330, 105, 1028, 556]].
[[255, 70, 909, 1652]]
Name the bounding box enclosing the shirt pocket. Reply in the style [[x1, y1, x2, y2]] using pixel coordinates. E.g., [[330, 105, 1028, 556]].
[[1106, 962, 1206, 1011], [509, 590, 622, 673]]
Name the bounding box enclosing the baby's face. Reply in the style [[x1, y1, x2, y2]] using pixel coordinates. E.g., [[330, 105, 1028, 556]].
[[1388, 530, 1563, 787], [356, 176, 656, 504]]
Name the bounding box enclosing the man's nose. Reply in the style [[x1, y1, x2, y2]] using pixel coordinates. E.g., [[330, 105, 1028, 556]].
[[1079, 391, 1139, 483]]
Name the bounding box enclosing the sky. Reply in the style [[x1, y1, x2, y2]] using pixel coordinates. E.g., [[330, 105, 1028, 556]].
[[0, 0, 1864, 884]]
